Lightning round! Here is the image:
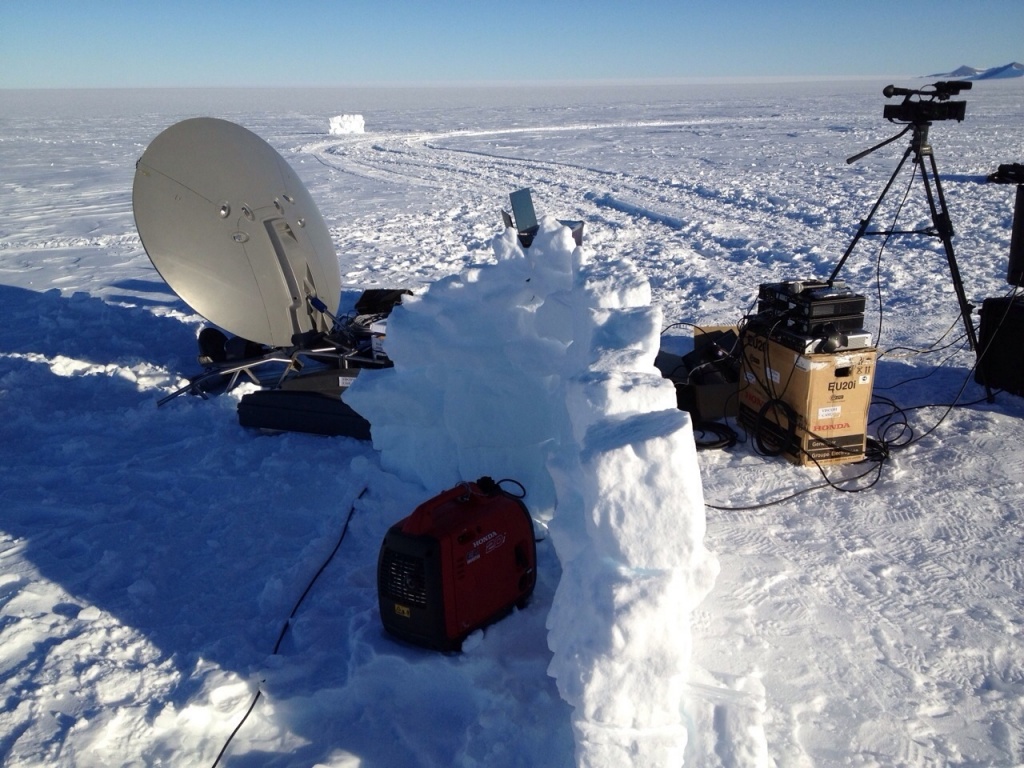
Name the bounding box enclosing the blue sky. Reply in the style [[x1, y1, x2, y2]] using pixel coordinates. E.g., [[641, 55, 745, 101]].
[[1, 0, 1021, 88]]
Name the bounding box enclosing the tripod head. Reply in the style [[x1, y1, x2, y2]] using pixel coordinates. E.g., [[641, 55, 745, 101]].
[[846, 81, 971, 165], [882, 80, 970, 124]]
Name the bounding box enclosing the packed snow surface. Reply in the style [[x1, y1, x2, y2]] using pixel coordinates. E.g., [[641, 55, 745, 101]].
[[1, 78, 1024, 766]]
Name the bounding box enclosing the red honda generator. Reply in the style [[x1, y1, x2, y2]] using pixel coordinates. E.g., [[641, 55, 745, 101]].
[[377, 477, 537, 651]]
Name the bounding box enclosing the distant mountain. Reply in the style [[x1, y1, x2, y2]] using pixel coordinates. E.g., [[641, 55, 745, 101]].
[[928, 62, 1024, 80]]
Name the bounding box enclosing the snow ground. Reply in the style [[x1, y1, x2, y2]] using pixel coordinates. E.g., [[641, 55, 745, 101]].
[[1, 78, 1024, 766]]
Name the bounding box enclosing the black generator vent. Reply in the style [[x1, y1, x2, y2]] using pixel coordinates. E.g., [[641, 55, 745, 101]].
[[379, 549, 428, 607]]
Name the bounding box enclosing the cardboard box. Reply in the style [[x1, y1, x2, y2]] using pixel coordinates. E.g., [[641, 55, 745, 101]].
[[738, 330, 875, 466]]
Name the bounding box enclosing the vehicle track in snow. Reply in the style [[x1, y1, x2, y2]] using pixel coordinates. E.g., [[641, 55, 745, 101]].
[[294, 113, 1012, 337], [304, 121, 828, 244], [294, 119, 857, 309]]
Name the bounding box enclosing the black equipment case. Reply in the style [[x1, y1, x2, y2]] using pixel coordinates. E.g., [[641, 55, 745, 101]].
[[975, 296, 1024, 397], [237, 389, 372, 439]]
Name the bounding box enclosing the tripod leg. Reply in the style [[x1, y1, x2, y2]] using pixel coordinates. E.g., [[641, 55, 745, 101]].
[[919, 153, 980, 348], [829, 145, 914, 283], [920, 152, 994, 400]]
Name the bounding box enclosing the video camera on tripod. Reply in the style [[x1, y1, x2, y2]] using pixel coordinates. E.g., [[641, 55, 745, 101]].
[[882, 80, 971, 124], [829, 77, 994, 399]]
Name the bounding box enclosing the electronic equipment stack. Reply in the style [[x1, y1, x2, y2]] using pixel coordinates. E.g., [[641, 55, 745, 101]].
[[750, 280, 869, 354], [739, 279, 876, 467]]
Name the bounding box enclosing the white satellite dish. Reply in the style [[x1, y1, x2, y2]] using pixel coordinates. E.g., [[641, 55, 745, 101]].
[[133, 117, 341, 348]]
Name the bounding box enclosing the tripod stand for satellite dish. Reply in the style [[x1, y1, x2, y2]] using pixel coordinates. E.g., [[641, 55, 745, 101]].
[[828, 117, 993, 400]]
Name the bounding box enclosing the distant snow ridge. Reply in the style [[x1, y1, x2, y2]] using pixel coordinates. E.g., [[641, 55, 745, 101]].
[[344, 216, 719, 767], [328, 114, 365, 134], [929, 62, 1024, 80], [975, 62, 1024, 79]]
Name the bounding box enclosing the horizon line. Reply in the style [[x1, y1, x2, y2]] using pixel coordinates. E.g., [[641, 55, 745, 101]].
[[1, 74, 931, 92]]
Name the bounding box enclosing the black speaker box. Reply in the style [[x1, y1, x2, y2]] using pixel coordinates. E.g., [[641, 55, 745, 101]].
[[1007, 186, 1024, 286], [975, 296, 1024, 396]]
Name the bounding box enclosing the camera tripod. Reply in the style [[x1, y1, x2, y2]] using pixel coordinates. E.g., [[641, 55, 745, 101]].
[[829, 119, 982, 358]]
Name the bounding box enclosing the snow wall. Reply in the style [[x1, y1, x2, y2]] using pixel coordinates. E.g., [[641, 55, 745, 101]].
[[343, 215, 719, 767]]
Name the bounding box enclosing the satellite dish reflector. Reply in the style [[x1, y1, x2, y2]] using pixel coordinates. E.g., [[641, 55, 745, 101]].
[[133, 117, 341, 348]]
